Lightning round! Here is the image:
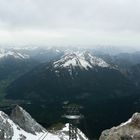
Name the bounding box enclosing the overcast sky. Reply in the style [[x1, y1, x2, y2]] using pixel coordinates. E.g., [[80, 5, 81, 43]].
[[0, 0, 140, 48]]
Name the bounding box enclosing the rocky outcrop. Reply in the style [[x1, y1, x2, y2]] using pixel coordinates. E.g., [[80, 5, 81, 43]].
[[0, 106, 47, 140], [0, 111, 14, 140], [99, 113, 140, 140], [10, 105, 45, 134]]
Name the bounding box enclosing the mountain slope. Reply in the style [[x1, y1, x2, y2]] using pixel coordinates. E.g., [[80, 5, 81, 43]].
[[6, 51, 136, 101], [0, 48, 39, 101], [128, 64, 140, 87], [0, 48, 38, 81]]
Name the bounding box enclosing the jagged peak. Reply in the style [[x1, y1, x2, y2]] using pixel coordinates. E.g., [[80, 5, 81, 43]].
[[53, 51, 110, 70], [11, 105, 46, 134], [0, 108, 46, 140]]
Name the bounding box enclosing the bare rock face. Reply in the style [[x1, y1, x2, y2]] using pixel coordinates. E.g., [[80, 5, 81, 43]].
[[10, 105, 46, 134], [0, 111, 14, 140], [99, 113, 140, 140]]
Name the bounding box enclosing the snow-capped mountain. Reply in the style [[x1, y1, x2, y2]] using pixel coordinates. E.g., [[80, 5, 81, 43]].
[[53, 51, 110, 70], [0, 48, 38, 82], [6, 49, 135, 101], [0, 49, 29, 60], [0, 105, 88, 140]]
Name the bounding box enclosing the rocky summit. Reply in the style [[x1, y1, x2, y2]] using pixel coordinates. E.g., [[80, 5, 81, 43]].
[[10, 105, 46, 134], [99, 113, 140, 140]]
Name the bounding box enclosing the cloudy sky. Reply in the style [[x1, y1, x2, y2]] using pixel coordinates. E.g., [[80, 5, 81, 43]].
[[0, 0, 140, 48]]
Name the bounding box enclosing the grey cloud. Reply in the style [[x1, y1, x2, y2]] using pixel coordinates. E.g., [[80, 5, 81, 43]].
[[0, 0, 140, 46]]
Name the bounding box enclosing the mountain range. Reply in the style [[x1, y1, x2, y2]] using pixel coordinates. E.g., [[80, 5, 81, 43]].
[[6, 51, 136, 101], [1, 47, 140, 139]]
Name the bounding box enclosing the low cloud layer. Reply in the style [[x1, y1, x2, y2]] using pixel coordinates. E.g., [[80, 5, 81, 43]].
[[0, 0, 140, 47]]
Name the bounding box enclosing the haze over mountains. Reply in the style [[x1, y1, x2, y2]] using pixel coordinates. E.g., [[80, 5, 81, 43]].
[[1, 46, 140, 139], [1, 0, 140, 139]]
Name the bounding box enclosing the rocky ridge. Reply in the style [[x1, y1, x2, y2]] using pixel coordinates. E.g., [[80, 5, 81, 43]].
[[0, 105, 88, 140], [100, 113, 140, 140], [0, 49, 29, 60], [53, 51, 110, 70]]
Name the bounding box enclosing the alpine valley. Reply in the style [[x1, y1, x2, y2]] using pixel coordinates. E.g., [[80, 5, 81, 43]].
[[1, 47, 140, 139]]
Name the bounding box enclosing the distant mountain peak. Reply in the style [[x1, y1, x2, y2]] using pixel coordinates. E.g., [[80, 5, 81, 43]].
[[53, 51, 110, 70], [0, 49, 29, 60]]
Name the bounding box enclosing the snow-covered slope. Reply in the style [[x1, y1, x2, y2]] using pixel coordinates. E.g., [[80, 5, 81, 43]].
[[53, 51, 110, 70], [0, 106, 88, 140], [0, 110, 46, 140], [50, 123, 88, 140], [0, 49, 29, 60]]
